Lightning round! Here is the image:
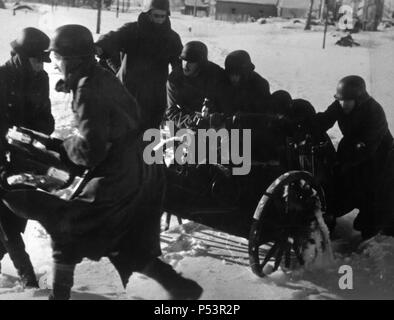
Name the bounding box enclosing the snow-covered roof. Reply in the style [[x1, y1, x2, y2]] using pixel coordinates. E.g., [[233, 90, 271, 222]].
[[184, 0, 210, 7], [216, 0, 277, 5], [278, 0, 320, 9]]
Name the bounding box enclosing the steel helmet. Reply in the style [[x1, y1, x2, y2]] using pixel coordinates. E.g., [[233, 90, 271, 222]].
[[225, 50, 255, 74], [49, 24, 95, 58], [334, 75, 367, 101], [11, 27, 51, 62], [179, 41, 208, 63], [142, 0, 170, 15], [271, 90, 292, 116]]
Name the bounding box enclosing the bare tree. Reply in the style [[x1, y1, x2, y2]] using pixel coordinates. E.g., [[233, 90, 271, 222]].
[[373, 0, 384, 31], [305, 0, 315, 30]]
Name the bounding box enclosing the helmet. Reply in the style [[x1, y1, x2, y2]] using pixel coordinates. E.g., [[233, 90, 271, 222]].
[[179, 41, 208, 63], [271, 90, 292, 116], [49, 24, 95, 58], [225, 50, 255, 74], [11, 27, 51, 62], [142, 0, 170, 15], [335, 75, 367, 101]]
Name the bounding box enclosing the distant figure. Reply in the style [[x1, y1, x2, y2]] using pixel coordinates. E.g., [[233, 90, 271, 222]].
[[335, 34, 360, 47]]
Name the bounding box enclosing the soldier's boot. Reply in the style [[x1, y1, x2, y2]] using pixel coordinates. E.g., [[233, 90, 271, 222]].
[[3, 236, 38, 289], [140, 258, 203, 300], [48, 263, 75, 300]]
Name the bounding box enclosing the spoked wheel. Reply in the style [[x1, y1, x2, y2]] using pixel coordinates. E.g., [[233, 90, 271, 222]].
[[248, 171, 327, 277]]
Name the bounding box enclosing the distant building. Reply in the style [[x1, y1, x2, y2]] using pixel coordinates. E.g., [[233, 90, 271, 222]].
[[340, 0, 393, 30], [215, 0, 277, 22], [277, 0, 321, 19], [182, 0, 211, 16]]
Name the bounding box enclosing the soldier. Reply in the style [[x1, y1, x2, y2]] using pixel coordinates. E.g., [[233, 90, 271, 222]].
[[0, 27, 54, 288], [269, 90, 336, 201], [2, 25, 202, 300], [166, 41, 233, 129], [224, 50, 271, 162], [0, 27, 54, 134], [269, 90, 318, 134], [315, 75, 394, 239], [260, 90, 318, 163], [224, 50, 270, 114], [95, 0, 183, 129]]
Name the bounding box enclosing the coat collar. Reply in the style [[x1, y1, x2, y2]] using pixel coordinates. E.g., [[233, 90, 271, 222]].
[[55, 59, 96, 93]]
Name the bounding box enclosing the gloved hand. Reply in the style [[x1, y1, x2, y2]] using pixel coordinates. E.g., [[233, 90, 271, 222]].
[[55, 79, 70, 93]]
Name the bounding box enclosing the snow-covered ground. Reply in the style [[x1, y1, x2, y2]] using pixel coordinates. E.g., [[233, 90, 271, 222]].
[[0, 3, 394, 300]]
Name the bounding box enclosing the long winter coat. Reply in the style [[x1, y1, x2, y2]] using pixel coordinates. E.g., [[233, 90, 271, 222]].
[[315, 95, 394, 235], [96, 12, 183, 129], [166, 61, 233, 128], [230, 71, 271, 114], [2, 62, 165, 285], [0, 53, 55, 258], [316, 96, 392, 166]]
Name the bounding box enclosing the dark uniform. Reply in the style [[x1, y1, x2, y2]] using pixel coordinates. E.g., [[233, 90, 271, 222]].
[[0, 57, 54, 135], [166, 41, 233, 129], [225, 50, 270, 114], [0, 27, 54, 288], [230, 71, 270, 114], [315, 76, 394, 238], [3, 25, 202, 300], [224, 50, 272, 162], [95, 0, 182, 129], [270, 90, 319, 139]]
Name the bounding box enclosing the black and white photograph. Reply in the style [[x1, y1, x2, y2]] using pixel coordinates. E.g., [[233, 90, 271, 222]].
[[0, 0, 393, 305]]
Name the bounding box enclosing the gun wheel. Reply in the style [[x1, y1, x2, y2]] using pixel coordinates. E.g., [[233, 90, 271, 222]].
[[248, 171, 326, 277]]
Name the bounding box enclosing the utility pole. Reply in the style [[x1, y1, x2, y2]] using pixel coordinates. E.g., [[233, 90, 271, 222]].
[[322, 0, 329, 49], [373, 0, 384, 31], [96, 0, 102, 34], [194, 0, 198, 17], [319, 0, 324, 20], [116, 0, 119, 17]]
